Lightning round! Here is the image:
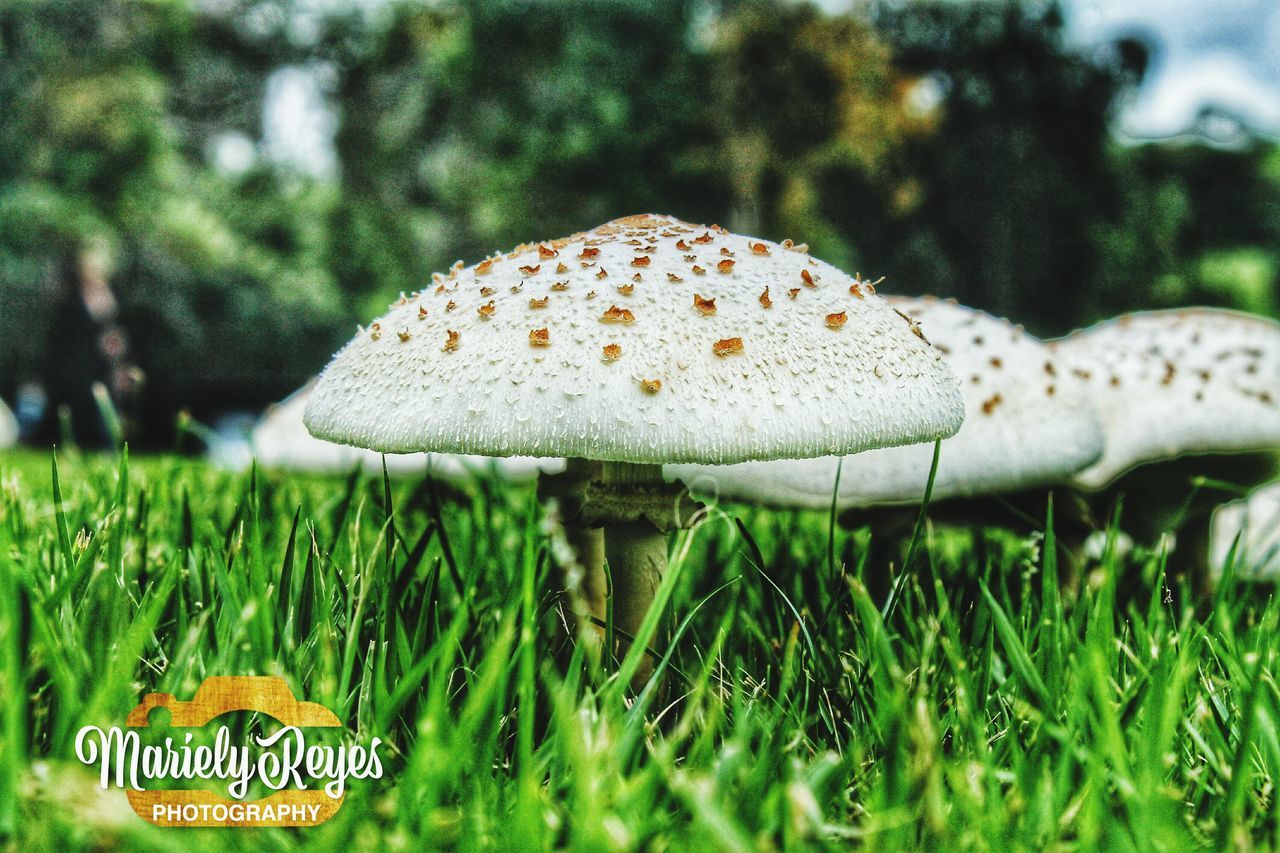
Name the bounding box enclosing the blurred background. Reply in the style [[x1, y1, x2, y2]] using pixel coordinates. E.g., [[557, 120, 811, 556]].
[[1, 0, 1277, 452]]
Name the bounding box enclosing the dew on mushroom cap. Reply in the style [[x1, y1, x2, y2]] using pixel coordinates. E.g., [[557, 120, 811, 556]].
[[304, 213, 963, 465], [666, 296, 1104, 509], [1049, 308, 1280, 490]]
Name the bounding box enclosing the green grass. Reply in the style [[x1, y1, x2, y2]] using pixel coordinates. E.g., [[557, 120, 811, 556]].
[[1, 447, 1278, 850]]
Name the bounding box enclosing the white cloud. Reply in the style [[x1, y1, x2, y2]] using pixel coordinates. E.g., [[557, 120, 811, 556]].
[[1063, 0, 1280, 141]]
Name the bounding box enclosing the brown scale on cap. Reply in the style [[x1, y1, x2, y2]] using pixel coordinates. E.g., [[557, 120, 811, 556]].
[[509, 283, 523, 293], [683, 254, 697, 262], [435, 284, 447, 295], [640, 378, 662, 394], [1161, 360, 1176, 385], [417, 305, 428, 320], [370, 323, 382, 341], [826, 311, 848, 330], [480, 286, 496, 297], [556, 262, 568, 274], [602, 343, 622, 362], [1044, 361, 1056, 376], [676, 239, 690, 250], [529, 328, 550, 347], [538, 244, 558, 259], [981, 393, 1003, 415], [551, 281, 569, 291], [477, 300, 496, 319], [581, 261, 597, 269], [632, 255, 651, 267], [631, 272, 642, 283], [443, 329, 460, 352], [667, 272, 683, 283], [692, 265, 706, 275], [617, 283, 635, 296], [693, 294, 717, 316], [717, 259, 735, 274], [601, 305, 635, 324], [397, 328, 411, 342], [529, 296, 549, 309], [693, 232, 713, 244], [759, 287, 772, 309], [579, 247, 600, 259], [989, 357, 1003, 368], [1046, 384, 1056, 397], [587, 290, 597, 300], [801, 269, 816, 287], [720, 248, 734, 257], [789, 288, 800, 299], [893, 309, 928, 343], [446, 300, 457, 312], [596, 267, 608, 280], [713, 337, 744, 357], [849, 283, 865, 298], [750, 242, 770, 256], [519, 264, 540, 275], [476, 259, 494, 276]]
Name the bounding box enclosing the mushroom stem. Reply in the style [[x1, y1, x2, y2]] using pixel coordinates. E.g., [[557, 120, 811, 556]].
[[540, 458, 606, 634], [602, 461, 669, 678]]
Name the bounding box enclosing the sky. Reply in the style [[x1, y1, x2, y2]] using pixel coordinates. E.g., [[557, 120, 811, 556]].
[[252, 0, 1280, 178], [1061, 0, 1280, 145]]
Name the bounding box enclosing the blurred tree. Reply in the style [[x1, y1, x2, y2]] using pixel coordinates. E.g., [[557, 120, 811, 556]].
[[324, 0, 731, 315], [708, 1, 920, 271], [859, 0, 1133, 334], [0, 0, 345, 445]]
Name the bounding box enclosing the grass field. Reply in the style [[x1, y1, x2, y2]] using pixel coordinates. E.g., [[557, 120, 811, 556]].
[[1, 447, 1277, 850]]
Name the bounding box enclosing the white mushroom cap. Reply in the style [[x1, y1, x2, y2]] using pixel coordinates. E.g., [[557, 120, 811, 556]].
[[258, 381, 564, 482], [0, 397, 16, 449], [666, 297, 1104, 508], [1210, 482, 1280, 579], [305, 214, 964, 464], [1051, 308, 1280, 490]]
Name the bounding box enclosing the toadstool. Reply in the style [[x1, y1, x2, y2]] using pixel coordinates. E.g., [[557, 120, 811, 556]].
[[1050, 308, 1280, 489], [1049, 308, 1280, 591], [304, 214, 964, 672]]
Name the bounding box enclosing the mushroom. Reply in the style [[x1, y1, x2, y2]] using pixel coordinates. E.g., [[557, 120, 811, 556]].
[[1049, 308, 1280, 592], [1050, 308, 1280, 490], [304, 214, 965, 672], [667, 297, 1103, 509], [0, 397, 15, 449], [1210, 482, 1280, 580], [254, 380, 565, 483]]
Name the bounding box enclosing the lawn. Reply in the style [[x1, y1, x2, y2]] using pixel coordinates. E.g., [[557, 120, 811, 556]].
[[1, 448, 1276, 850]]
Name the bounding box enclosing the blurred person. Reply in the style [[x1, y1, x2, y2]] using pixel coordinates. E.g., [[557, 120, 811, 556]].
[[36, 248, 141, 449]]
